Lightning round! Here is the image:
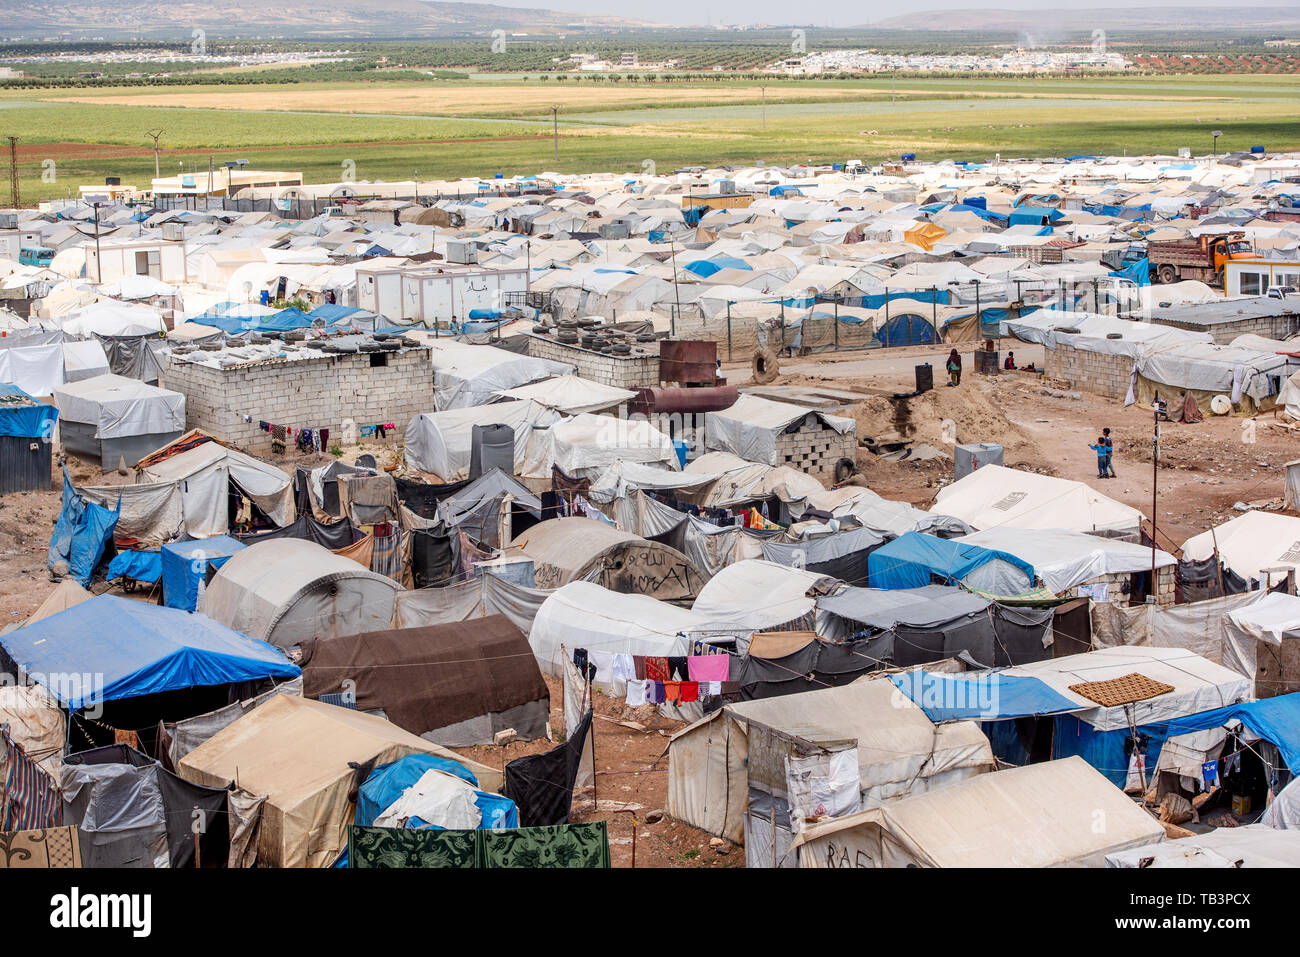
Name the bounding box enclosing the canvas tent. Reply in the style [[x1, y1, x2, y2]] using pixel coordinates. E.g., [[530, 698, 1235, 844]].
[[521, 412, 680, 480], [493, 374, 635, 414], [1182, 511, 1300, 588], [199, 538, 400, 649], [177, 693, 501, 867], [76, 437, 295, 545], [690, 560, 834, 644], [704, 394, 855, 467], [666, 678, 996, 852], [960, 526, 1176, 594], [301, 614, 549, 747], [930, 464, 1143, 534], [429, 341, 572, 410], [404, 399, 560, 481], [791, 757, 1165, 868], [52, 373, 185, 470], [1105, 825, 1300, 868], [511, 516, 704, 599]]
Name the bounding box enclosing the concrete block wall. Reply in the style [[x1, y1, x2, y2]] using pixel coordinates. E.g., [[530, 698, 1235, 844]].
[[1072, 566, 1175, 607], [163, 348, 434, 453], [774, 420, 857, 480], [1045, 344, 1133, 399], [525, 334, 659, 389], [1153, 314, 1300, 346]]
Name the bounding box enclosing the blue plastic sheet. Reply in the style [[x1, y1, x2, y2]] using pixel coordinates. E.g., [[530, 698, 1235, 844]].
[[0, 594, 299, 710], [891, 670, 1080, 722], [867, 531, 1035, 590], [161, 536, 246, 611], [47, 467, 119, 587], [106, 549, 161, 584], [0, 384, 57, 438]]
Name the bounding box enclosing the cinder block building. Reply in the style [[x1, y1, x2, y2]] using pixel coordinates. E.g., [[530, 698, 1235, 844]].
[[163, 341, 433, 454]]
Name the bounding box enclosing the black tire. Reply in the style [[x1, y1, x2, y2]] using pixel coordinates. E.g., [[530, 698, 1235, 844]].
[[752, 347, 779, 384], [1157, 264, 1178, 284], [834, 458, 856, 484]]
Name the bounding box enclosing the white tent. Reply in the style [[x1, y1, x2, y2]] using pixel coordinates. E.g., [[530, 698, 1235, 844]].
[[403, 399, 560, 481], [1106, 825, 1300, 868], [58, 300, 167, 338], [529, 580, 698, 681], [691, 559, 832, 640], [960, 526, 1176, 593], [704, 394, 855, 467], [667, 678, 996, 849], [52, 373, 186, 469], [520, 411, 680, 480], [493, 374, 635, 414], [200, 538, 399, 649], [930, 464, 1143, 534], [79, 437, 295, 544], [1001, 645, 1251, 733], [1182, 511, 1300, 587], [792, 757, 1165, 868], [428, 340, 573, 410]]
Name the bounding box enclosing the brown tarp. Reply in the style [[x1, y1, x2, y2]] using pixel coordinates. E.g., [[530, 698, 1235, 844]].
[[300, 614, 549, 743]]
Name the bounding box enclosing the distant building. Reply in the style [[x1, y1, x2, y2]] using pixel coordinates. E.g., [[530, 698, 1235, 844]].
[[151, 167, 302, 200]]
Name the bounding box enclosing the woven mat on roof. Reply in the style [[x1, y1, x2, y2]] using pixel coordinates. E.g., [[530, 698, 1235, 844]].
[[1068, 673, 1174, 708]]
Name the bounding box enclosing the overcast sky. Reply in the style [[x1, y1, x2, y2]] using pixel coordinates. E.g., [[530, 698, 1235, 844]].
[[497, 0, 1220, 29]]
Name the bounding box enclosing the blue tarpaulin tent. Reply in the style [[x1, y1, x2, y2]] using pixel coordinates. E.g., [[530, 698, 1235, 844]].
[[0, 594, 299, 710], [873, 312, 937, 347], [0, 384, 56, 437], [1110, 257, 1151, 287], [162, 536, 246, 612], [988, 693, 1300, 788], [684, 256, 750, 277], [867, 531, 1035, 591], [48, 467, 119, 587], [891, 670, 1079, 722]]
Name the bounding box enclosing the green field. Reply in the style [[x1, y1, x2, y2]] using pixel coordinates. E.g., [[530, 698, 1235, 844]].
[[3, 72, 1299, 204]]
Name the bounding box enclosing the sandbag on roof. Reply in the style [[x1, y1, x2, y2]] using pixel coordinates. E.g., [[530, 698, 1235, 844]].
[[199, 538, 400, 649], [177, 694, 500, 868], [792, 757, 1165, 868], [301, 614, 549, 748], [930, 464, 1143, 533], [512, 516, 704, 600]]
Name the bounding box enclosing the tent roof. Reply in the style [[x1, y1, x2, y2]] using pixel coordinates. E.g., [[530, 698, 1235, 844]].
[[1106, 824, 1300, 868], [0, 594, 299, 710], [1183, 510, 1300, 584], [816, 583, 990, 630], [301, 614, 547, 739], [959, 526, 1175, 593], [1001, 645, 1252, 732], [930, 464, 1143, 533], [691, 559, 832, 631], [793, 756, 1165, 867]]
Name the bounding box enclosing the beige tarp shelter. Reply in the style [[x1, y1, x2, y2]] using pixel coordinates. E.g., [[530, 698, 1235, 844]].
[[0, 684, 65, 776], [199, 538, 400, 649], [666, 678, 995, 848], [178, 694, 501, 868], [511, 516, 704, 599], [792, 756, 1165, 868], [5, 579, 92, 633]]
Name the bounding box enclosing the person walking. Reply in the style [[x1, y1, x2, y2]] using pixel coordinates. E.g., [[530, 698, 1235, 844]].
[[1088, 437, 1109, 479], [946, 349, 962, 386], [1101, 427, 1116, 478]]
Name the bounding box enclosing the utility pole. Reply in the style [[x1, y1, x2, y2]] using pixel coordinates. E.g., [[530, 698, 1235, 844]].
[[92, 202, 103, 283], [551, 106, 559, 164], [5, 135, 17, 208], [146, 129, 164, 180], [1150, 401, 1160, 597]]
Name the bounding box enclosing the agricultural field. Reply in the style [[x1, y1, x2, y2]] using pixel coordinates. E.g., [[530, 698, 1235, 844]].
[[3, 71, 1300, 203]]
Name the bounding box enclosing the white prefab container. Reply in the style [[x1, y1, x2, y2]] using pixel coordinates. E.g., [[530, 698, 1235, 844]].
[[84, 239, 189, 285], [356, 263, 527, 325]]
